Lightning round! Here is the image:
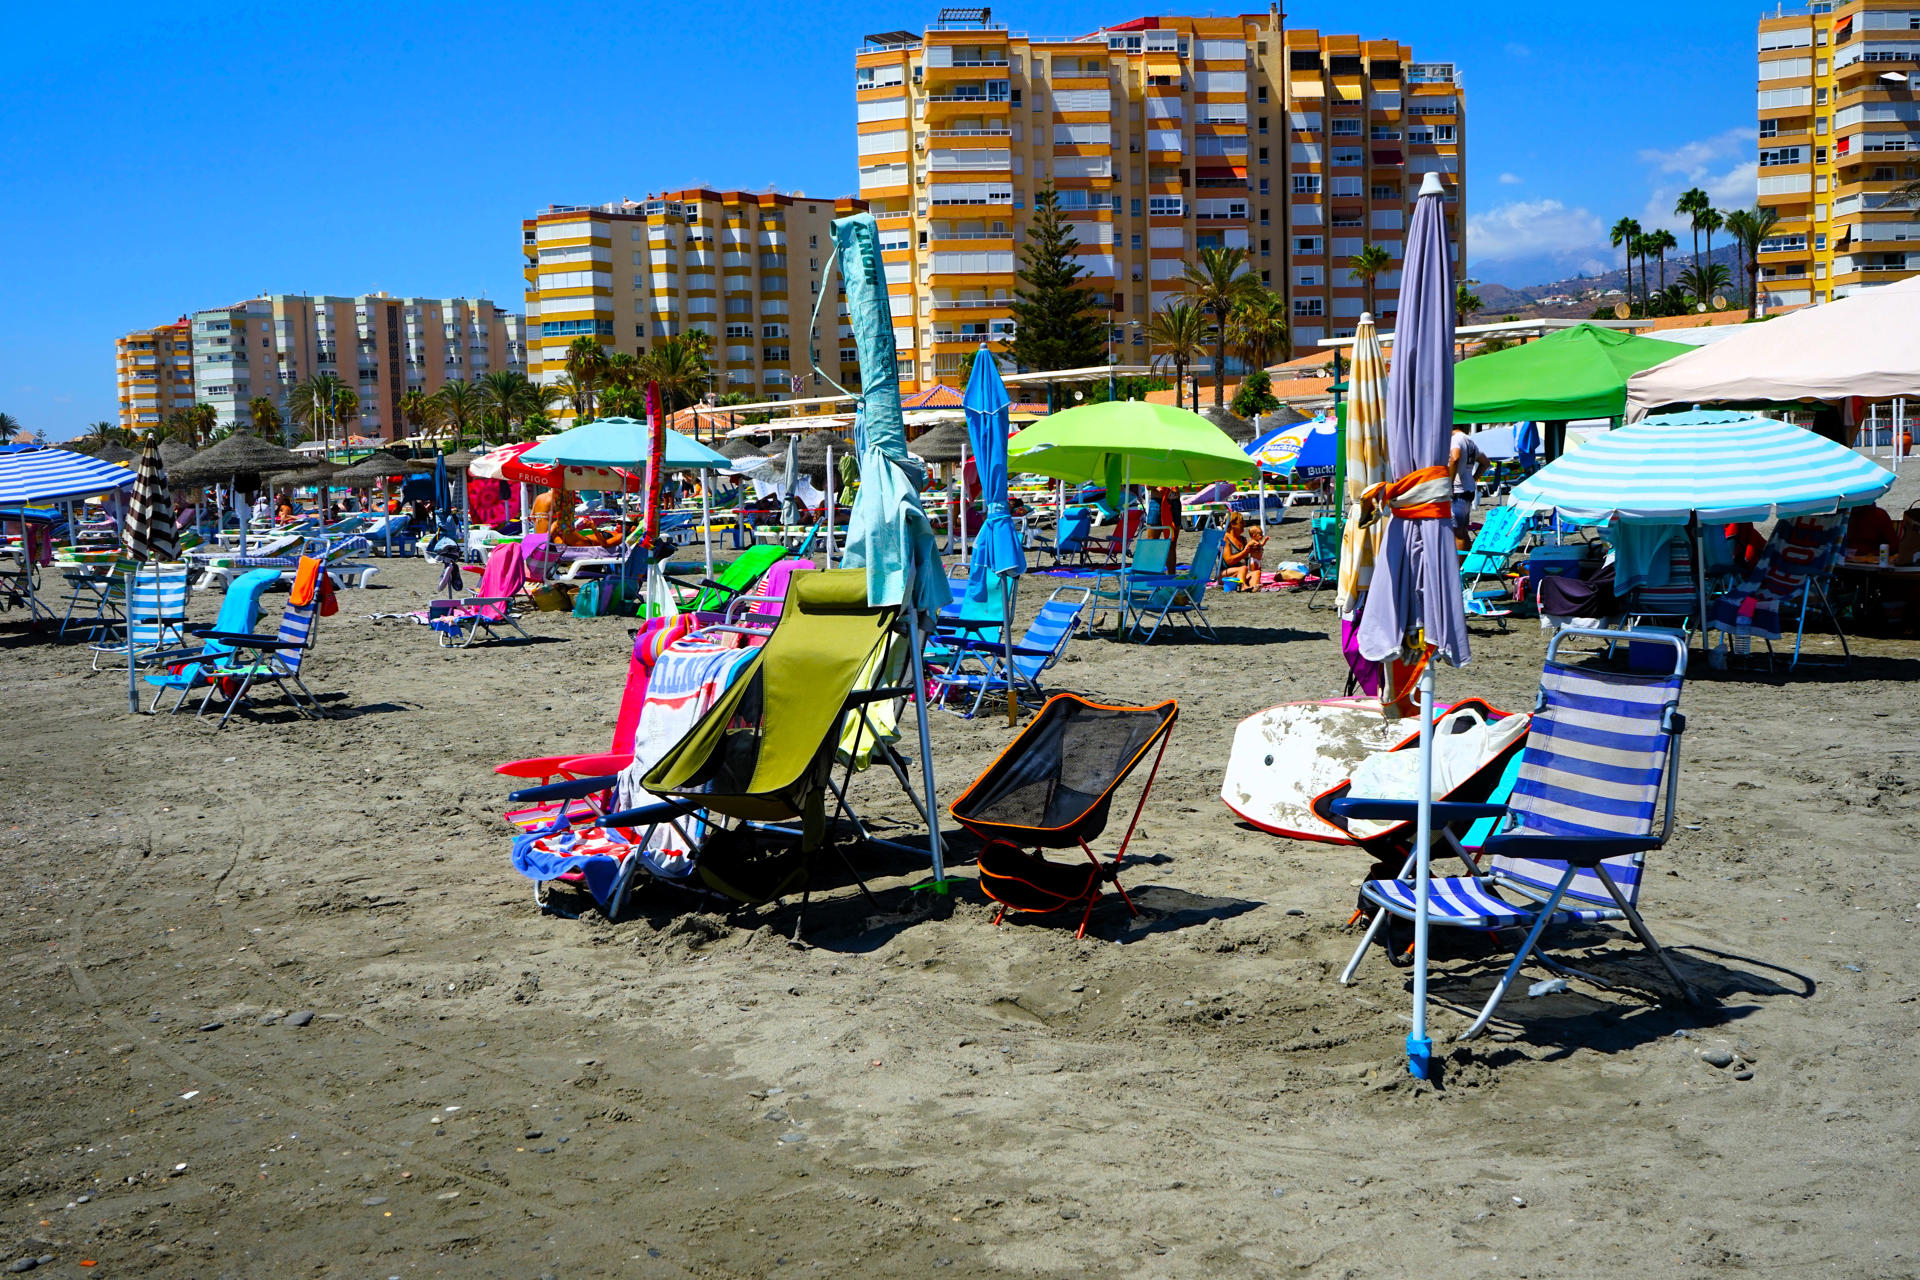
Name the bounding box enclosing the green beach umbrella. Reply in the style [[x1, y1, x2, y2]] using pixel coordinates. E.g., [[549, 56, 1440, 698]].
[[1007, 400, 1257, 487], [1452, 324, 1695, 424]]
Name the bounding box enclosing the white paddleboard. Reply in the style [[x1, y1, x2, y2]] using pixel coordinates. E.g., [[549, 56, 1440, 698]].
[[1219, 698, 1427, 844]]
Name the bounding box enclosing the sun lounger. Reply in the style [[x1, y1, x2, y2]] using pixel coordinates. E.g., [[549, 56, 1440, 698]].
[[192, 556, 332, 729], [951, 694, 1178, 938], [86, 563, 191, 671], [1335, 627, 1702, 1039], [1119, 527, 1227, 642], [1301, 515, 1341, 609]]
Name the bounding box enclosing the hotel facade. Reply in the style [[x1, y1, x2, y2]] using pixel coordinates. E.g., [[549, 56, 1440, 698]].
[[187, 295, 526, 439], [115, 319, 196, 431], [853, 8, 1464, 389], [521, 189, 865, 418], [1756, 0, 1920, 309]]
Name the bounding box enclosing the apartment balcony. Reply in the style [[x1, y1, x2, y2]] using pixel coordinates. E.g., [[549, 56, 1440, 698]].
[[929, 127, 1012, 139], [925, 94, 1012, 121], [930, 231, 1015, 246]]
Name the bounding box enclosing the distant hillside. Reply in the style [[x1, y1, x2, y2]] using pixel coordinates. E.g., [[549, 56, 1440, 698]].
[[1473, 243, 1742, 319]]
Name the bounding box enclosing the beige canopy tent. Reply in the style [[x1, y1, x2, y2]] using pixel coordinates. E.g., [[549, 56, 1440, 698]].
[[1626, 274, 1920, 419]]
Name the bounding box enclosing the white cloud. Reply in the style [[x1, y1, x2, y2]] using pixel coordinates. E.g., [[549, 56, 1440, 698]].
[[1498, 172, 1523, 185], [1635, 129, 1760, 231], [1467, 199, 1607, 265]]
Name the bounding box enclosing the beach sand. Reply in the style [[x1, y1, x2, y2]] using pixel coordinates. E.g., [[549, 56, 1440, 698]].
[[3, 518, 1918, 1278]]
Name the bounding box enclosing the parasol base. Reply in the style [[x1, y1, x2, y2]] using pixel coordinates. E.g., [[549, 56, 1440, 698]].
[[1406, 1033, 1434, 1080], [907, 876, 954, 897]]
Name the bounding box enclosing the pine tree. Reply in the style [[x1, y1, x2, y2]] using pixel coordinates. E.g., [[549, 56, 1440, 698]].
[[1005, 185, 1106, 374]]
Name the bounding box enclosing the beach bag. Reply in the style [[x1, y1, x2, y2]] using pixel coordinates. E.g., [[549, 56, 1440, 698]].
[[530, 583, 572, 612], [573, 579, 604, 618]]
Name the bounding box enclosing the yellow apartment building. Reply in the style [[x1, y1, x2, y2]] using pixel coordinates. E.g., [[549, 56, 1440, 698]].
[[854, 7, 1464, 389], [521, 189, 865, 418], [188, 295, 526, 440], [1756, 0, 1920, 309], [115, 319, 196, 431]]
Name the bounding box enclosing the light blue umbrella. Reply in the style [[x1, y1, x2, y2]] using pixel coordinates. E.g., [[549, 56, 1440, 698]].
[[834, 210, 952, 888], [1352, 171, 1470, 1083], [520, 416, 729, 471], [963, 345, 1025, 599]]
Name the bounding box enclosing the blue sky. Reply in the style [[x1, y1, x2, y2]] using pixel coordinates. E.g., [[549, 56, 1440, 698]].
[[1, 0, 1767, 440]]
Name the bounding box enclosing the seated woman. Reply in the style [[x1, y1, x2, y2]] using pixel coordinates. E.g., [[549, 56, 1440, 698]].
[[275, 498, 296, 523], [1220, 511, 1267, 590]]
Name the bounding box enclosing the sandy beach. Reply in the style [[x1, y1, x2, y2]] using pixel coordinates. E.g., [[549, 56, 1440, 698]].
[[4, 502, 1919, 1279]]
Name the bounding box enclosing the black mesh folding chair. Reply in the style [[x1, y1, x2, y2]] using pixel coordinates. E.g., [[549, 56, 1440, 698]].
[[950, 694, 1178, 938]]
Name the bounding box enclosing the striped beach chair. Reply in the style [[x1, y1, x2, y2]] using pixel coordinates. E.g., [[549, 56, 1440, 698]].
[[1336, 627, 1702, 1040], [87, 564, 191, 671], [930, 585, 1090, 716], [195, 593, 327, 729]]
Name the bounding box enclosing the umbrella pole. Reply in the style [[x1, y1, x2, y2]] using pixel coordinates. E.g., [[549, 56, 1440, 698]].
[[126, 561, 138, 714], [902, 577, 947, 893], [959, 439, 968, 562], [1409, 660, 1437, 1080], [1119, 454, 1131, 638], [700, 468, 713, 583], [826, 443, 836, 568], [1691, 513, 1709, 662], [1002, 567, 1017, 727], [1258, 473, 1266, 534]]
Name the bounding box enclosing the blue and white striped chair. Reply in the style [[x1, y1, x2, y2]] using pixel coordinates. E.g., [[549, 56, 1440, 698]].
[[930, 585, 1090, 717], [87, 564, 191, 671], [1335, 627, 1703, 1040], [194, 593, 327, 729]]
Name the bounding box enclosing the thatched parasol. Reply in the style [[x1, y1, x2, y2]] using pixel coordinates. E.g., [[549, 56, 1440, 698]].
[[268, 459, 343, 488], [169, 432, 306, 486], [791, 430, 850, 474], [332, 449, 434, 485], [440, 449, 481, 471], [717, 436, 768, 461], [1199, 404, 1258, 444], [157, 439, 198, 471], [907, 421, 970, 465]]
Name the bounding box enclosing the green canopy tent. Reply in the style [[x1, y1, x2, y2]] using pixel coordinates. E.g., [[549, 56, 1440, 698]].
[[1452, 324, 1695, 460]]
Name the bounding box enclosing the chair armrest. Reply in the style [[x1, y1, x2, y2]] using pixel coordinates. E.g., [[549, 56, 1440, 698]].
[[599, 799, 703, 828], [506, 774, 619, 804], [193, 629, 302, 651], [559, 752, 633, 776], [1328, 798, 1510, 825], [1480, 832, 1660, 866]]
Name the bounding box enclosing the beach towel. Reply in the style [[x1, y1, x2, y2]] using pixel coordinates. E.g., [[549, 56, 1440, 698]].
[[510, 637, 755, 898], [1708, 514, 1846, 640]]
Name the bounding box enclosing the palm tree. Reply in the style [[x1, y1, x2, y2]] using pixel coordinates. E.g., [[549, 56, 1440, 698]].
[[1226, 289, 1291, 373], [248, 395, 283, 442], [1346, 243, 1393, 315], [636, 336, 713, 413], [1677, 263, 1733, 304], [1699, 207, 1724, 286], [478, 370, 541, 440], [1675, 187, 1711, 280], [435, 378, 486, 444], [1180, 246, 1262, 407], [1147, 302, 1208, 411], [563, 336, 608, 419], [1724, 205, 1781, 312], [87, 420, 118, 448], [0, 413, 22, 444], [1646, 228, 1678, 293], [288, 372, 348, 445], [1609, 216, 1642, 313], [602, 351, 643, 393], [544, 375, 587, 421], [1454, 282, 1482, 327], [400, 389, 445, 440]]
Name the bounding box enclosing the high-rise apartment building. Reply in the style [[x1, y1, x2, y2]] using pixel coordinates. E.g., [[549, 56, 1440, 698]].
[[115, 319, 196, 430], [522, 189, 865, 417], [1756, 0, 1920, 310], [188, 295, 526, 439], [854, 8, 1463, 389]]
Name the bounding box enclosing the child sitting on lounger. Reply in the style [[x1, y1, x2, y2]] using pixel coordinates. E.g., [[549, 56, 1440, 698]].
[[1221, 511, 1267, 590]]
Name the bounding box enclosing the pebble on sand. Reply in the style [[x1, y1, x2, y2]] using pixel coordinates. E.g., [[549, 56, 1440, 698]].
[[1701, 1049, 1735, 1068], [197, 1022, 223, 1032], [285, 1011, 315, 1027]]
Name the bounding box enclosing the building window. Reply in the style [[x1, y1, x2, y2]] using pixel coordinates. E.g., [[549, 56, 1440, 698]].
[[1816, 86, 1828, 105], [1131, 233, 1142, 249], [1261, 270, 1271, 283], [1257, 85, 1268, 103], [1371, 185, 1397, 201], [1257, 116, 1268, 134], [1258, 147, 1270, 164], [1759, 119, 1779, 139], [540, 319, 614, 337], [1294, 298, 1324, 316], [1815, 232, 1827, 250], [1293, 175, 1322, 194], [1260, 238, 1271, 255], [1258, 179, 1270, 196]]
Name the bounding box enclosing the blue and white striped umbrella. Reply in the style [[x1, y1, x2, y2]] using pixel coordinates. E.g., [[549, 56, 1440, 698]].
[[1508, 409, 1894, 523], [0, 447, 137, 505]]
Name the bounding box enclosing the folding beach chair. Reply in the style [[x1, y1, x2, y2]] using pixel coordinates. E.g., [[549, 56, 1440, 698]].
[[143, 569, 280, 713], [1621, 530, 1701, 639], [1706, 513, 1847, 669], [193, 556, 331, 729], [669, 543, 788, 614], [87, 563, 191, 670], [1120, 526, 1226, 643], [1334, 627, 1702, 1040], [425, 541, 532, 647], [930, 585, 1090, 717], [1458, 504, 1525, 629], [1089, 535, 1172, 634], [1302, 514, 1342, 610], [1050, 507, 1095, 567], [951, 694, 1178, 938], [509, 570, 920, 928]]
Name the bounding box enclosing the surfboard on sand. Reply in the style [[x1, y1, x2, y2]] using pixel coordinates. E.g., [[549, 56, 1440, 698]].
[[1219, 698, 1435, 844]]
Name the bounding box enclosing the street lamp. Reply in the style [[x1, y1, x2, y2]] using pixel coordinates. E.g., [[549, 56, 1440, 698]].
[[1107, 314, 1143, 401]]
